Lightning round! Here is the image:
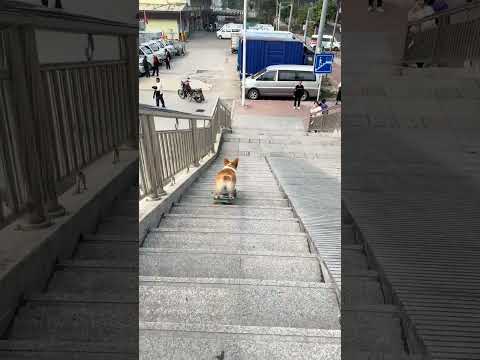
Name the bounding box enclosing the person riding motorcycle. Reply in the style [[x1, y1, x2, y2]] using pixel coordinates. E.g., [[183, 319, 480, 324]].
[[183, 77, 193, 96]]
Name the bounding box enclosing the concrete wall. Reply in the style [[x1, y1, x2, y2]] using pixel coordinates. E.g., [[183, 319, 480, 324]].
[[13, 0, 136, 64], [15, 0, 137, 24], [145, 19, 180, 38]]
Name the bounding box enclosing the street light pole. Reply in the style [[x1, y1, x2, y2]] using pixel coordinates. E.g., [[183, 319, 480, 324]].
[[241, 0, 247, 106], [316, 0, 329, 102], [330, 5, 340, 51], [303, 7, 311, 44], [288, 0, 293, 32]]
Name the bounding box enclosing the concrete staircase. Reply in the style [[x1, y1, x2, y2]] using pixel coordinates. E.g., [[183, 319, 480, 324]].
[[341, 214, 412, 359], [140, 153, 341, 359], [0, 185, 139, 360]]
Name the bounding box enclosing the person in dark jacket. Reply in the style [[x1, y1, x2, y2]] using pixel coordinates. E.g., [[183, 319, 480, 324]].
[[142, 56, 150, 78], [151, 55, 160, 76], [293, 81, 304, 110], [336, 82, 341, 105], [165, 50, 171, 70]]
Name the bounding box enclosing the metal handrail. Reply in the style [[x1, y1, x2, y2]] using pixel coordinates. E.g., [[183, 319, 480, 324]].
[[1, 0, 137, 35], [0, 4, 138, 229], [139, 98, 232, 200], [407, 0, 480, 26], [307, 105, 341, 133], [404, 1, 480, 66]]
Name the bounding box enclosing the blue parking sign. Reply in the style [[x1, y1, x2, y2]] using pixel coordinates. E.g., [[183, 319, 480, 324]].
[[314, 53, 334, 74]]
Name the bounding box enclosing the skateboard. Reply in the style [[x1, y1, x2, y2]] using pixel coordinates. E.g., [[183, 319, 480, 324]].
[[213, 189, 237, 205]]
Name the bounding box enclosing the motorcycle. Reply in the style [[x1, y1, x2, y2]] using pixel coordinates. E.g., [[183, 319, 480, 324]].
[[178, 80, 205, 103]]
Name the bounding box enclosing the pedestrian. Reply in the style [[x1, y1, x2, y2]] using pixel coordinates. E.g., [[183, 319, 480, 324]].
[[152, 77, 165, 108], [142, 56, 150, 78], [320, 99, 329, 114], [336, 82, 341, 105], [293, 81, 304, 110], [165, 50, 171, 70], [368, 0, 384, 12], [151, 55, 160, 76]]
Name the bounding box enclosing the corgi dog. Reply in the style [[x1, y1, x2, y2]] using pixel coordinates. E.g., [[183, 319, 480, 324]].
[[214, 158, 239, 201]]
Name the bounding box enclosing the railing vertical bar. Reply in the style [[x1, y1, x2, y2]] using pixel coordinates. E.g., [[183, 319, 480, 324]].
[[159, 132, 171, 182], [102, 65, 112, 149], [87, 66, 101, 156], [64, 69, 81, 171], [70, 69, 87, 167], [41, 71, 61, 181], [52, 70, 71, 177], [110, 64, 121, 146]]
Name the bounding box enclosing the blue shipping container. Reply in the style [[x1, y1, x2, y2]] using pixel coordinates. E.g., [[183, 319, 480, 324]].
[[237, 32, 305, 78]]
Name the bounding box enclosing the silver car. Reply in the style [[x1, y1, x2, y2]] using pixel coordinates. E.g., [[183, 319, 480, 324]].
[[244, 64, 321, 100]]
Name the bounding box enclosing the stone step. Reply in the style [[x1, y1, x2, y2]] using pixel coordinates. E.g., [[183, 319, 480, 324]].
[[47, 269, 137, 299], [185, 188, 286, 199], [82, 233, 138, 244], [96, 220, 137, 235], [58, 260, 137, 272], [342, 305, 405, 353], [140, 324, 340, 359], [342, 272, 384, 306], [144, 229, 309, 253], [109, 200, 137, 216], [342, 351, 420, 360], [189, 183, 282, 192], [169, 204, 294, 219], [8, 301, 136, 343], [342, 246, 369, 272], [159, 215, 300, 233], [178, 195, 289, 207], [139, 279, 340, 330], [139, 249, 322, 282], [342, 224, 357, 245], [74, 242, 138, 261], [0, 340, 137, 360]]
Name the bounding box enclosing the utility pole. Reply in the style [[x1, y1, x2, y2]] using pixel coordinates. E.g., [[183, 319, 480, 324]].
[[288, 0, 294, 32], [316, 0, 329, 102], [277, 3, 282, 30], [330, 4, 340, 51], [303, 6, 311, 44], [241, 0, 247, 106]]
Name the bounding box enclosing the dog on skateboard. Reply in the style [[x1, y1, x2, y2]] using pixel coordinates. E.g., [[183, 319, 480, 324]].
[[214, 158, 239, 204]]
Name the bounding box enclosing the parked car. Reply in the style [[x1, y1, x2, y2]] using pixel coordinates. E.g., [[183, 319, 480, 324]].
[[217, 23, 243, 39], [310, 34, 341, 51], [138, 45, 155, 73], [244, 64, 321, 101], [155, 39, 177, 56], [143, 40, 166, 61], [166, 39, 185, 56]]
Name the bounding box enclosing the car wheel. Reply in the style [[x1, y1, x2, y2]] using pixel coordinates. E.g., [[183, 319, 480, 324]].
[[301, 91, 309, 101], [218, 35, 222, 39], [247, 88, 259, 100], [334, 47, 339, 51]]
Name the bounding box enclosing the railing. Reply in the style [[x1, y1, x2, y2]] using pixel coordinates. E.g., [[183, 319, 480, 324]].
[[306, 104, 341, 133], [404, 1, 480, 67], [139, 99, 232, 200], [0, 2, 137, 229]]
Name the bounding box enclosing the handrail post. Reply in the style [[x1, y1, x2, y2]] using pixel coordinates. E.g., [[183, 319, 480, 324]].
[[141, 114, 166, 200], [125, 34, 139, 149], [7, 26, 52, 229], [190, 118, 200, 167]]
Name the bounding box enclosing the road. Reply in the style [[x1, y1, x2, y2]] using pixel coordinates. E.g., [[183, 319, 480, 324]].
[[139, 32, 240, 122]]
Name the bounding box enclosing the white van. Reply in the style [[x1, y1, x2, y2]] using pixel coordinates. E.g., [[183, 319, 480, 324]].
[[217, 23, 243, 39], [310, 34, 341, 51], [244, 64, 321, 100]]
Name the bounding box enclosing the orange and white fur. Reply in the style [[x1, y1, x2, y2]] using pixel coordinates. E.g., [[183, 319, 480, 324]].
[[215, 158, 239, 199]]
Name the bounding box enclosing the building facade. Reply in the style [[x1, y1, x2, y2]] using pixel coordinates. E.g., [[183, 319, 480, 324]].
[[139, 0, 212, 39]]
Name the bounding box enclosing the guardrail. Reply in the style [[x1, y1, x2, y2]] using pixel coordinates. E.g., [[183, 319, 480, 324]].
[[139, 99, 232, 200], [404, 1, 480, 67], [306, 104, 341, 133], [0, 1, 137, 229]]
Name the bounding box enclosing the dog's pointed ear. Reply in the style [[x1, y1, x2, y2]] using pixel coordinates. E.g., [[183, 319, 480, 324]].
[[232, 158, 239, 168], [223, 158, 229, 166]]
